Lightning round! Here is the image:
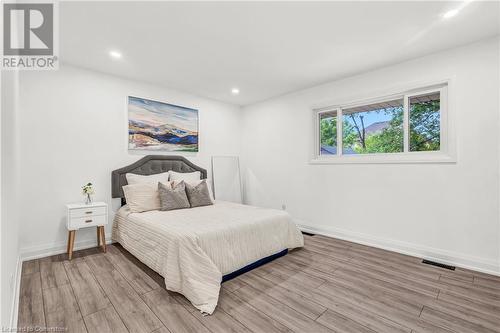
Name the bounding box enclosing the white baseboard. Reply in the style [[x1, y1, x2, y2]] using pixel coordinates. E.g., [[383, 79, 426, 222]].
[[297, 221, 500, 277], [9, 256, 22, 330], [20, 236, 113, 261]]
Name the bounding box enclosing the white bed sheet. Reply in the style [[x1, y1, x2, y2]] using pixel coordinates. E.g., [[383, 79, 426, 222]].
[[112, 201, 304, 314]]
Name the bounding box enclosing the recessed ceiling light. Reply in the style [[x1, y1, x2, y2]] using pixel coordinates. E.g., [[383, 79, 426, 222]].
[[442, 8, 460, 19], [231, 88, 240, 95], [109, 50, 122, 59], [442, 0, 474, 20]]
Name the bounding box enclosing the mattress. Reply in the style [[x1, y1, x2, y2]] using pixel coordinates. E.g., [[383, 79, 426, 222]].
[[112, 201, 304, 314]]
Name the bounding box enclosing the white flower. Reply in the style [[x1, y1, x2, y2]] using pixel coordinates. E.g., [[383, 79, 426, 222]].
[[82, 183, 95, 195]]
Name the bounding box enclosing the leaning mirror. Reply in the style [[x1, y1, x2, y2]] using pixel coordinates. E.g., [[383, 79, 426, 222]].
[[211, 156, 242, 203]]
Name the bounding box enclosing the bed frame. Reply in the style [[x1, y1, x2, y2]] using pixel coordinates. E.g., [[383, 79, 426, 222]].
[[111, 155, 287, 282], [112, 155, 207, 205]]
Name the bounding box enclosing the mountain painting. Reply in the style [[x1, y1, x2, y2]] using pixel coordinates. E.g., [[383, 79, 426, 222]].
[[128, 96, 199, 152]]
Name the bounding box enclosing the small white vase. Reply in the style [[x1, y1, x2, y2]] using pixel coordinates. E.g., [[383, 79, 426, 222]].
[[85, 193, 93, 205]]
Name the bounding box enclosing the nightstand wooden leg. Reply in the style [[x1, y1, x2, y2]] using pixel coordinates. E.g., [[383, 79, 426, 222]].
[[68, 230, 76, 260], [97, 227, 101, 247], [67, 231, 71, 254], [100, 226, 106, 253]]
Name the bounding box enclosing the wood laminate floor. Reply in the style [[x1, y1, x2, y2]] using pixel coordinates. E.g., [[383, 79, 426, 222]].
[[18, 234, 500, 333]]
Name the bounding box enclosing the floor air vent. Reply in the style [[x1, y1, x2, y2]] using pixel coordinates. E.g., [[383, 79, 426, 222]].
[[422, 259, 455, 271], [302, 232, 316, 236]]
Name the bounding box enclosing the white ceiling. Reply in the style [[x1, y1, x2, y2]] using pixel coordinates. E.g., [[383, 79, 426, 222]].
[[60, 1, 499, 106]]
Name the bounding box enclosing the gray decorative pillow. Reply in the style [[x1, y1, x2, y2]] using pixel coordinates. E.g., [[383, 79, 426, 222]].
[[185, 180, 214, 208], [158, 181, 190, 211]]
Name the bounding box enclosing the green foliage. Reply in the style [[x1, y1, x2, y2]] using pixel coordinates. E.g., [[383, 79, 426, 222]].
[[320, 116, 337, 147], [362, 123, 404, 153], [342, 120, 358, 149], [409, 100, 440, 151]]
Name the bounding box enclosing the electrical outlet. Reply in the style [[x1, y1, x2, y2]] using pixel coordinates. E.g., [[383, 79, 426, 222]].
[[281, 204, 286, 210]]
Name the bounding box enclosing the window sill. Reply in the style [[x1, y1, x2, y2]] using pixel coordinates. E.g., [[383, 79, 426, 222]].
[[310, 152, 456, 165]]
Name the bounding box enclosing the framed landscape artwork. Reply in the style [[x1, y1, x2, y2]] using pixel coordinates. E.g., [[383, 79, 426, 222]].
[[128, 96, 199, 152]]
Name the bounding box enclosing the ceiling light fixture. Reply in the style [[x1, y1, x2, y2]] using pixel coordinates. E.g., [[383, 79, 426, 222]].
[[231, 88, 240, 95], [109, 50, 123, 59]]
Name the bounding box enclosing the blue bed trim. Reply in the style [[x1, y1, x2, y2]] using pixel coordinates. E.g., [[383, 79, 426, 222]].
[[221, 249, 288, 283]]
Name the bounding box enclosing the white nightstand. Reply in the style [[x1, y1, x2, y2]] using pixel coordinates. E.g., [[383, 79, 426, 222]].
[[66, 201, 108, 260]]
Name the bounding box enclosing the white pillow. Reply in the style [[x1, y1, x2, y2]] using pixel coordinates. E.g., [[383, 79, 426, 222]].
[[122, 182, 162, 213], [126, 171, 170, 185], [168, 170, 201, 182]]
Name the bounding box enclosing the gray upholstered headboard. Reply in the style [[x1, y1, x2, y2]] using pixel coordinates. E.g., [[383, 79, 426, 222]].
[[111, 155, 207, 201]]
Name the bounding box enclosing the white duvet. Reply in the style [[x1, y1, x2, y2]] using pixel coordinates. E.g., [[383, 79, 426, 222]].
[[112, 201, 304, 314]]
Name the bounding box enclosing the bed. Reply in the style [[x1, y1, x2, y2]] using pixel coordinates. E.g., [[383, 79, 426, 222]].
[[111, 156, 304, 314]]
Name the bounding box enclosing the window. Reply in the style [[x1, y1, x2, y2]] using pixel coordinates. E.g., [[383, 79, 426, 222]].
[[409, 92, 440, 152], [342, 99, 403, 154], [314, 83, 450, 163], [319, 111, 337, 155]]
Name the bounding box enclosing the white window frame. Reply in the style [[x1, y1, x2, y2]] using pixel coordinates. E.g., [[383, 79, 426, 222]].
[[312, 81, 455, 164]]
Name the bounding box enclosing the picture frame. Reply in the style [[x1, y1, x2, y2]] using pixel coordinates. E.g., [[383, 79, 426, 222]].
[[128, 96, 199, 152]]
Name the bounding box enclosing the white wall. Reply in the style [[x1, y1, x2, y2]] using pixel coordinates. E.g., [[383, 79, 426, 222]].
[[1, 71, 21, 327], [241, 37, 500, 274], [17, 65, 242, 258], [11, 38, 500, 277]]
